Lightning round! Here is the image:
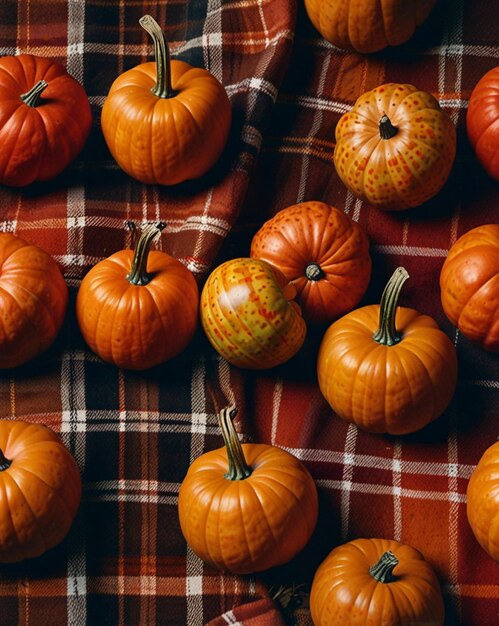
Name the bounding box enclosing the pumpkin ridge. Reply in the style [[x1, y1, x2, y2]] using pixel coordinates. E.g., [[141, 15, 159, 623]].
[[0, 284, 43, 358], [0, 103, 33, 178], [246, 480, 286, 560], [0, 477, 27, 561]]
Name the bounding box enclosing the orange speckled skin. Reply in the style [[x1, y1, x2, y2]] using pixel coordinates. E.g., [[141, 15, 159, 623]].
[[304, 0, 436, 54], [440, 224, 499, 352], [310, 538, 445, 626], [334, 83, 456, 211], [250, 201, 371, 325], [317, 305, 457, 435], [178, 442, 318, 574], [466, 441, 499, 562], [200, 258, 306, 369]]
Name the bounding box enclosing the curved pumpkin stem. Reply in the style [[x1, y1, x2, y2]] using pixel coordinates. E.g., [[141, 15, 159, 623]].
[[126, 221, 166, 286], [369, 550, 399, 583], [373, 266, 409, 346], [379, 114, 398, 140], [139, 14, 175, 99], [219, 407, 252, 481], [20, 79, 48, 107], [0, 448, 12, 472]]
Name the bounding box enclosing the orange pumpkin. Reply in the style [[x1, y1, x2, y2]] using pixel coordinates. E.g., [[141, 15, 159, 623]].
[[334, 83, 456, 211], [317, 267, 457, 434], [101, 15, 231, 185], [310, 538, 445, 626], [466, 440, 499, 561], [178, 407, 318, 574], [200, 257, 306, 369], [76, 222, 199, 370], [440, 224, 499, 352], [0, 232, 68, 369], [250, 201, 371, 325], [304, 0, 437, 54], [0, 419, 82, 563]]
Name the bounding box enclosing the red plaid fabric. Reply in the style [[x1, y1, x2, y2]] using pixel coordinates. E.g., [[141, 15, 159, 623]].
[[0, 0, 498, 625]]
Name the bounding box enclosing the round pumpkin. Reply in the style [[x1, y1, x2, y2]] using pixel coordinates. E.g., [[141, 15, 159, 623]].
[[0, 232, 68, 369], [467, 66, 499, 180], [334, 83, 456, 211], [317, 267, 457, 434], [250, 201, 371, 325], [440, 224, 499, 352], [101, 15, 231, 185], [304, 0, 437, 54], [310, 538, 445, 626], [178, 407, 318, 574], [466, 440, 499, 561], [0, 53, 92, 187], [76, 222, 199, 370], [0, 419, 82, 563], [200, 257, 306, 369]]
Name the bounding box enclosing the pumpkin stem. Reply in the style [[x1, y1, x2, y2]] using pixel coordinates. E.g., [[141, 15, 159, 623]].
[[369, 550, 399, 583], [305, 262, 324, 281], [139, 14, 175, 99], [219, 406, 252, 481], [20, 79, 48, 107], [126, 221, 167, 286], [379, 114, 398, 140], [373, 266, 409, 346], [0, 448, 12, 472]]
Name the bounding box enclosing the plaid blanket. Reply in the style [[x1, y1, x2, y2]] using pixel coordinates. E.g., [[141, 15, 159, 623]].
[[0, 0, 498, 624]]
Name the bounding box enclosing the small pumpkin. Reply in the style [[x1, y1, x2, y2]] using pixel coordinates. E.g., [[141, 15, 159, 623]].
[[0, 232, 68, 369], [76, 222, 199, 370], [440, 224, 499, 352], [178, 407, 318, 574], [334, 83, 456, 211], [200, 257, 306, 369], [466, 440, 499, 561], [310, 538, 445, 626], [467, 66, 499, 180], [0, 419, 82, 563], [101, 15, 231, 185], [317, 267, 457, 435], [250, 201, 371, 325], [304, 0, 437, 54], [0, 54, 92, 187]]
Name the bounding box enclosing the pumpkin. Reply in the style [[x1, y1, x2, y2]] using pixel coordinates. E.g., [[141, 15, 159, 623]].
[[0, 232, 68, 369], [101, 15, 231, 185], [200, 257, 306, 369], [466, 440, 499, 561], [0, 419, 81, 563], [334, 83, 456, 211], [310, 538, 445, 626], [0, 54, 92, 187], [317, 267, 457, 435], [439, 224, 499, 352], [303, 0, 437, 54], [250, 201, 371, 325], [178, 406, 318, 574], [76, 222, 199, 370], [467, 66, 499, 180]]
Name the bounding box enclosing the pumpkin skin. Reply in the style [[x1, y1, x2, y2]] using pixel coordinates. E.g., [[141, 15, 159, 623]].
[[0, 232, 68, 369], [304, 0, 436, 54], [0, 419, 82, 563], [467, 66, 499, 180], [317, 267, 457, 435], [310, 538, 445, 626], [250, 201, 371, 325], [466, 440, 499, 561], [440, 224, 499, 352], [76, 222, 199, 370], [0, 54, 92, 187], [101, 15, 231, 186], [178, 407, 318, 574], [334, 83, 456, 211], [200, 257, 306, 369]]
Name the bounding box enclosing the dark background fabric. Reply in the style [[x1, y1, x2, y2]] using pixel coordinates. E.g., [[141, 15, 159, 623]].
[[0, 0, 498, 624]]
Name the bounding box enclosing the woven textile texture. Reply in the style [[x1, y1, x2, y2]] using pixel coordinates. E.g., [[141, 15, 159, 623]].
[[0, 0, 498, 624]]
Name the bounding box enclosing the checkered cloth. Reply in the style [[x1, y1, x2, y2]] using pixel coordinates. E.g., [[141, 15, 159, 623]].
[[0, 0, 498, 624]]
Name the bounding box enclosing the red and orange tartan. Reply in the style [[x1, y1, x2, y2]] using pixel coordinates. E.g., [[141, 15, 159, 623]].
[[0, 0, 498, 624]]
